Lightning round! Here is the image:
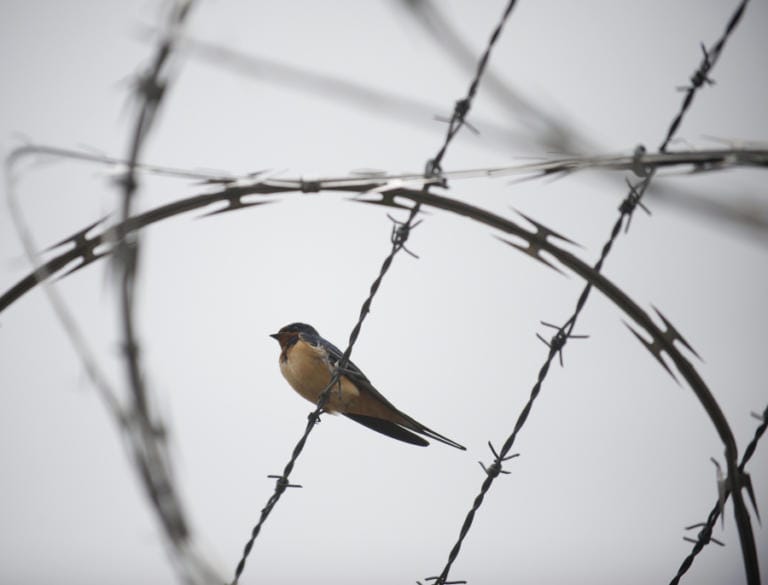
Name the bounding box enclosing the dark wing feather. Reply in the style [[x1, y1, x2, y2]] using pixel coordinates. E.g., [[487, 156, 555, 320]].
[[343, 414, 428, 447], [303, 331, 466, 451]]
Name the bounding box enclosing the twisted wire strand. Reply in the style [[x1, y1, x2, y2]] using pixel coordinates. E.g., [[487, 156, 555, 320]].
[[430, 1, 754, 583]]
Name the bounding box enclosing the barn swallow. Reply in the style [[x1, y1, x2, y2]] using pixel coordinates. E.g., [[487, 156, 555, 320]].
[[270, 323, 465, 450]]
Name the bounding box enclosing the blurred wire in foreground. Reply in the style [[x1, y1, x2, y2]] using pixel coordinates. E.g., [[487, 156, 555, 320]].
[[7, 3, 223, 584], [164, 32, 535, 153]]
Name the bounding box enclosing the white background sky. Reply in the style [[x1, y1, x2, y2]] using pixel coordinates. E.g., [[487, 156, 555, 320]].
[[1, 1, 767, 584]]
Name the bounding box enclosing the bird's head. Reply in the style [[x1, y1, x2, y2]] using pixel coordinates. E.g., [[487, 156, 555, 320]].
[[270, 322, 319, 348]]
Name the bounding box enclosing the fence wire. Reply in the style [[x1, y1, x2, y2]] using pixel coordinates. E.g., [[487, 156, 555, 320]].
[[670, 404, 767, 585], [1, 1, 764, 584], [229, 1, 519, 581], [425, 0, 757, 583]]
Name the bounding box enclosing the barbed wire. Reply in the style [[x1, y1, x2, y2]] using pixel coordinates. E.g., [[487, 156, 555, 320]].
[[5, 3, 224, 585], [660, 0, 750, 153], [229, 2, 519, 582], [670, 404, 767, 585], [397, 0, 591, 155], [5, 140, 762, 584], [9, 141, 768, 195], [116, 0, 192, 433], [425, 0, 757, 583], [1, 2, 763, 584], [426, 0, 518, 178], [228, 203, 421, 584]]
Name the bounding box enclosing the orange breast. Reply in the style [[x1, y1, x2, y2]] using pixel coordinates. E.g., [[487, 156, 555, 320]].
[[279, 340, 361, 412]]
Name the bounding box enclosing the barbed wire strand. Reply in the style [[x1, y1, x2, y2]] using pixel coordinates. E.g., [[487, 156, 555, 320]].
[[659, 0, 749, 154], [669, 404, 767, 585], [229, 203, 422, 585], [1, 2, 757, 583], [427, 0, 517, 176], [5, 138, 758, 584], [109, 3, 226, 584], [8, 142, 768, 204], [115, 0, 192, 441], [230, 2, 519, 582], [429, 1, 754, 583], [397, 0, 590, 155]]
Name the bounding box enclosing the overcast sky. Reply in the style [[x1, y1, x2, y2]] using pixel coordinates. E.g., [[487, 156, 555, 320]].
[[1, 1, 767, 584]]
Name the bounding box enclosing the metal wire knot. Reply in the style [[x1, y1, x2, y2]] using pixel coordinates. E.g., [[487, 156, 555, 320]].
[[387, 213, 422, 258], [478, 441, 519, 478]]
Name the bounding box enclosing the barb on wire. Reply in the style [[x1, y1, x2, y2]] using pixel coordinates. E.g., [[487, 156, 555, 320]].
[[669, 403, 768, 585], [535, 320, 589, 367], [427, 0, 518, 177], [397, 0, 590, 155], [683, 523, 725, 547], [229, 204, 423, 585], [478, 441, 519, 477], [659, 0, 749, 153]]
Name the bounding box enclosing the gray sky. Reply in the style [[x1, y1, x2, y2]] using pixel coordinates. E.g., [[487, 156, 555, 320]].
[[1, 1, 767, 584]]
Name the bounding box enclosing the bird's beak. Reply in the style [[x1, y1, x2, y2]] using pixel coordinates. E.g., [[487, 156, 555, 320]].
[[269, 332, 280, 340]]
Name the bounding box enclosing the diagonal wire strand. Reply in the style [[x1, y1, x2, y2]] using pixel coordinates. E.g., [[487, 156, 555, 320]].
[[397, 0, 591, 155], [230, 2, 519, 581], [669, 404, 768, 585], [429, 1, 755, 583], [229, 204, 422, 585]]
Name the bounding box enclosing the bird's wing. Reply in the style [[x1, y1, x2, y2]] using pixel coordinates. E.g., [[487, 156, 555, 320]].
[[300, 331, 466, 451], [300, 330, 401, 406]]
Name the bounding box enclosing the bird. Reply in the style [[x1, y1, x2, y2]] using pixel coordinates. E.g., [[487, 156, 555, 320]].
[[270, 322, 465, 450]]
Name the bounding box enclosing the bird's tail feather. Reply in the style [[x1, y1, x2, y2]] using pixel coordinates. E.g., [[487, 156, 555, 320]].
[[418, 426, 466, 451], [345, 413, 466, 450], [344, 414, 428, 447]]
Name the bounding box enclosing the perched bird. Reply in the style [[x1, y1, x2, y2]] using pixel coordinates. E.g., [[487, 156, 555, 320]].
[[270, 322, 465, 450]]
